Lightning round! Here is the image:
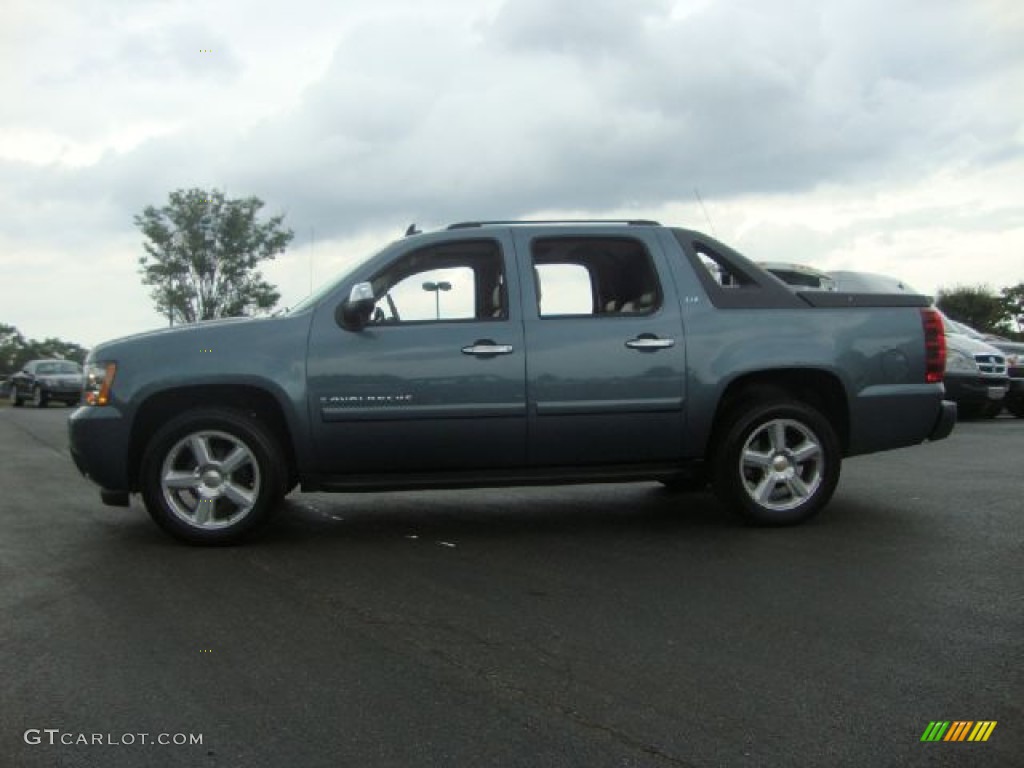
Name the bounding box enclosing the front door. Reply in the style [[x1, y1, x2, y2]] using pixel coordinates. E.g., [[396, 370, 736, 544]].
[[307, 234, 527, 474], [513, 229, 687, 466]]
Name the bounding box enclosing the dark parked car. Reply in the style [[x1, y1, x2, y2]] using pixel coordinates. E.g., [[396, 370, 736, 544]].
[[9, 359, 84, 408]]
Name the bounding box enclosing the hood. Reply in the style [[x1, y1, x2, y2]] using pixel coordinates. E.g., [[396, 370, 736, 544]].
[[89, 316, 262, 356], [984, 338, 1024, 356], [945, 332, 1006, 357]]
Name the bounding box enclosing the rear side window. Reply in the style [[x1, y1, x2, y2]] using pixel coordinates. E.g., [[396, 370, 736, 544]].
[[531, 237, 662, 317], [693, 243, 757, 289], [671, 229, 804, 310]]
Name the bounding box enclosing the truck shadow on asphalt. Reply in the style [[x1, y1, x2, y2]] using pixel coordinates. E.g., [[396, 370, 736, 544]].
[[251, 484, 812, 546], [95, 485, 898, 550]]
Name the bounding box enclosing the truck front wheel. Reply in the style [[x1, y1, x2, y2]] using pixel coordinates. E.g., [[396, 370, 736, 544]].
[[712, 399, 840, 526], [140, 408, 285, 544]]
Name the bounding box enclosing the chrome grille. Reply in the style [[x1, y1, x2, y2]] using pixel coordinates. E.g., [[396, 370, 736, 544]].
[[974, 354, 1007, 376]]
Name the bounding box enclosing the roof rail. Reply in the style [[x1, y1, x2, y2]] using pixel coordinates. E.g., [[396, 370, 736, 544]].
[[446, 219, 661, 230]]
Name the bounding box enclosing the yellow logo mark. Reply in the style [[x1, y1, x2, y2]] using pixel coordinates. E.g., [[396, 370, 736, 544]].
[[199, 649, 213, 653]]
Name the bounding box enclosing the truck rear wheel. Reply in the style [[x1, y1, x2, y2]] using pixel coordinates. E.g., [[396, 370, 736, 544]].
[[140, 408, 285, 544], [712, 399, 840, 526]]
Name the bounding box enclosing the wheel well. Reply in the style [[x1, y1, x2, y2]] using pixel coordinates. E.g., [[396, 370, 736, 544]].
[[128, 385, 298, 490], [708, 369, 850, 454]]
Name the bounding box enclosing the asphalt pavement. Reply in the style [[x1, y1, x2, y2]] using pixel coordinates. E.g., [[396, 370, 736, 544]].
[[1, 403, 1021, 767]]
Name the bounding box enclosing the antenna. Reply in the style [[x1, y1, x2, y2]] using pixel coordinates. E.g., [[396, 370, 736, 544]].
[[694, 188, 718, 238]]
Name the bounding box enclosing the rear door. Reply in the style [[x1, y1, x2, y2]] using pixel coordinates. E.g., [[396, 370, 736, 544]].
[[513, 229, 687, 466]]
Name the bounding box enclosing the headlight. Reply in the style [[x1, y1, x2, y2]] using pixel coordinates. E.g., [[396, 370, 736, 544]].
[[83, 362, 117, 406], [944, 349, 978, 373]]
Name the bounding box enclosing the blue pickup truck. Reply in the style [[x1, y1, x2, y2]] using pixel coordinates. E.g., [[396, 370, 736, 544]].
[[69, 220, 955, 543]]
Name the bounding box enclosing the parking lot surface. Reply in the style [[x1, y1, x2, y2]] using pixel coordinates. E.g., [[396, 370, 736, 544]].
[[1, 404, 1021, 767]]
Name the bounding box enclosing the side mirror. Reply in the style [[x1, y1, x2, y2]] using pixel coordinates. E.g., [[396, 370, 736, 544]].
[[336, 282, 375, 331]]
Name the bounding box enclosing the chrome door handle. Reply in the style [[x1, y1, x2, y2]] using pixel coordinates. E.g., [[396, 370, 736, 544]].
[[462, 343, 514, 356], [625, 336, 675, 350]]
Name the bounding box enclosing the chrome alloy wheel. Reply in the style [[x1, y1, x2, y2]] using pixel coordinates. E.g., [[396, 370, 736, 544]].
[[738, 418, 824, 513], [160, 430, 261, 530]]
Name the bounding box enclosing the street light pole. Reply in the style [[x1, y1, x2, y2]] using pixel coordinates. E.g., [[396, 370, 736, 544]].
[[422, 280, 452, 319]]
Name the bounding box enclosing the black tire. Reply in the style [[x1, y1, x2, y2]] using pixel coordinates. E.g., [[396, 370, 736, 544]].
[[980, 401, 1003, 419], [711, 399, 841, 526], [140, 408, 285, 544], [1007, 395, 1024, 419], [10, 384, 23, 407], [956, 403, 982, 420], [31, 386, 47, 408]]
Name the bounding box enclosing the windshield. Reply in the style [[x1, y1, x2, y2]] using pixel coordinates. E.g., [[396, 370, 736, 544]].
[[768, 268, 834, 289], [36, 361, 81, 375], [829, 272, 917, 293], [285, 245, 393, 315], [937, 312, 979, 338]]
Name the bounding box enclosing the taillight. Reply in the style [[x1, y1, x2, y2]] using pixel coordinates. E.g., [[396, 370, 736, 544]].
[[921, 308, 945, 383]]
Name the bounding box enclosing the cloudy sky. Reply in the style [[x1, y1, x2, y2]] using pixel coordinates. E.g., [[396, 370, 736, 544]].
[[2, 0, 1022, 347]]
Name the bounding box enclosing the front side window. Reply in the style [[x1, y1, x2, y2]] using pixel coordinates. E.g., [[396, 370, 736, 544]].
[[367, 240, 506, 324], [531, 237, 662, 317]]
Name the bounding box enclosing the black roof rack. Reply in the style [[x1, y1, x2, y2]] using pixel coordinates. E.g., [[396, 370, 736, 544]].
[[447, 219, 661, 230]]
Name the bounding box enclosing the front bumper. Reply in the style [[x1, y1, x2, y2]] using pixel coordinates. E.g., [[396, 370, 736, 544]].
[[943, 374, 1009, 406], [43, 385, 82, 398], [68, 406, 132, 493]]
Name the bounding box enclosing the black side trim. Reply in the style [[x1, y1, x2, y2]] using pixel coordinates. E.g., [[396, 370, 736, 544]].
[[535, 397, 683, 416], [322, 402, 526, 422], [303, 462, 694, 493]]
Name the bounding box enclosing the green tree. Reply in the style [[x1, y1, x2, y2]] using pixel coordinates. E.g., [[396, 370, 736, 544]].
[[0, 323, 28, 373], [1000, 282, 1024, 336], [935, 285, 1010, 334], [135, 188, 294, 325], [0, 324, 87, 375], [31, 337, 88, 364]]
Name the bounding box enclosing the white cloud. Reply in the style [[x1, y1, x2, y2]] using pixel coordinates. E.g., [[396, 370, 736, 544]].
[[1, 0, 1022, 348]]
